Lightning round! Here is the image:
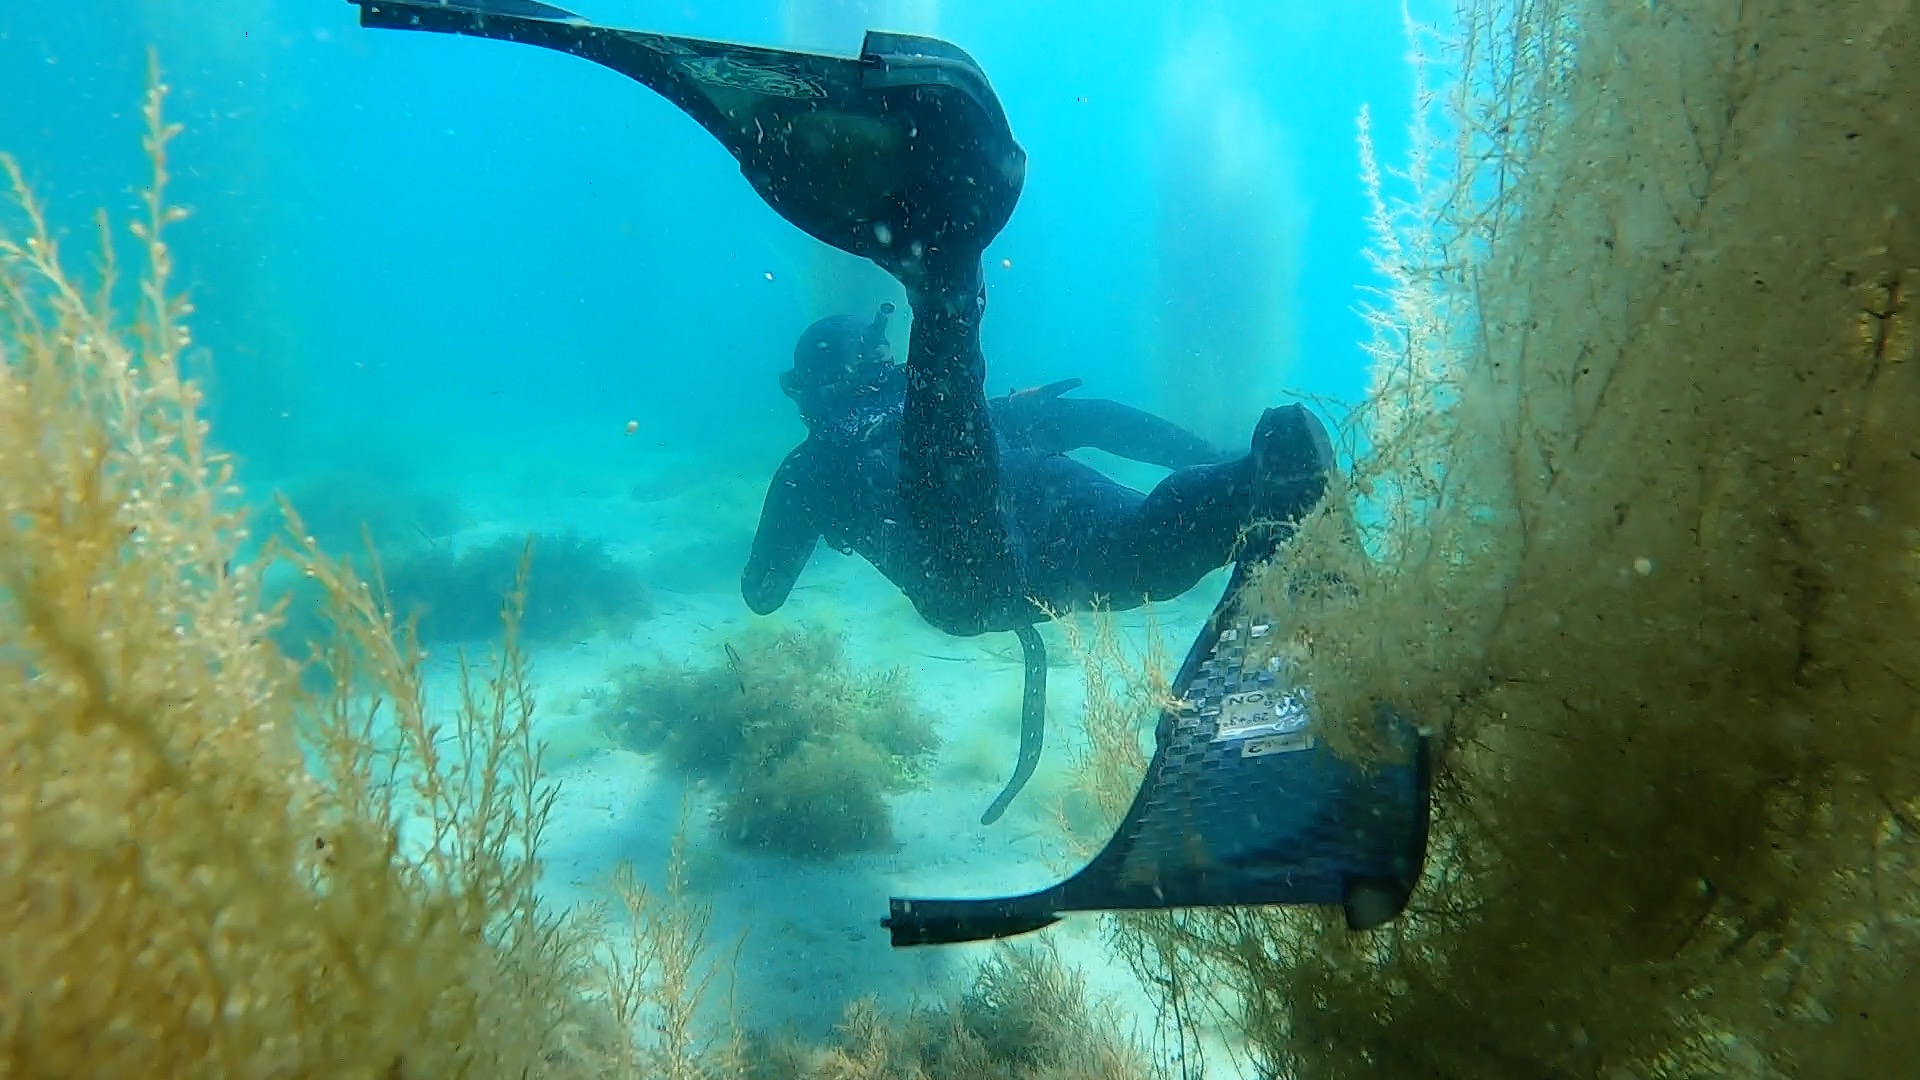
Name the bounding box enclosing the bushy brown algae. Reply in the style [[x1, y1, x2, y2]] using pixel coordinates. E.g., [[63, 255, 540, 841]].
[[749, 943, 1165, 1080], [0, 68, 736, 1080], [1075, 2, 1920, 1077], [597, 626, 941, 858]]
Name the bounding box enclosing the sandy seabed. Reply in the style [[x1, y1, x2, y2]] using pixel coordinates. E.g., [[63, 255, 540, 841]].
[[405, 445, 1249, 1066]]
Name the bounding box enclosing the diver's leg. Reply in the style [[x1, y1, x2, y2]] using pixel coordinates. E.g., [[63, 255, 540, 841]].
[[1000, 451, 1157, 610], [1017, 404, 1335, 607], [1138, 404, 1334, 581], [895, 261, 1026, 635], [1027, 396, 1228, 469], [1138, 404, 1335, 588]]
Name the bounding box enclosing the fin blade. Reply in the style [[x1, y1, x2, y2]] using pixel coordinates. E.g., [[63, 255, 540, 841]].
[[350, 0, 586, 24]]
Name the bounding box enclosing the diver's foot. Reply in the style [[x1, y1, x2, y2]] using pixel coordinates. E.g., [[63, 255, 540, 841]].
[[1250, 404, 1335, 526]]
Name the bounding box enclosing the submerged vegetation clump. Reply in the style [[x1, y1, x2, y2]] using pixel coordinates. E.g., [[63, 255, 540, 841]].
[[751, 944, 1164, 1080], [272, 528, 655, 667], [0, 72, 684, 1077], [263, 468, 466, 556], [1090, 2, 1920, 1077], [378, 530, 654, 646], [597, 626, 940, 858]]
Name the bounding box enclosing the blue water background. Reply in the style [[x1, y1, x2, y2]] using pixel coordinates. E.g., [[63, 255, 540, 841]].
[[3, 0, 1430, 488]]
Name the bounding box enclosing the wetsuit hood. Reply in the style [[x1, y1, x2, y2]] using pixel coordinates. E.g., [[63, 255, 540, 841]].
[[783, 304, 901, 431]]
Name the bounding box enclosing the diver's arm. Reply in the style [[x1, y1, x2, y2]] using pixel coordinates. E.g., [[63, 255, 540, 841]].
[[1030, 396, 1228, 468], [741, 447, 822, 615]]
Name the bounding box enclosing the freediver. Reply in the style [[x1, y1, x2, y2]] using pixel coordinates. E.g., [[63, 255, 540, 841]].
[[340, 0, 1336, 640], [744, 305, 1337, 637], [347, 0, 1433, 943]]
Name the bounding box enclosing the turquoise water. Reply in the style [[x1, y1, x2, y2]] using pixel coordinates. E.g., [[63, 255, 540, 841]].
[[4, 0, 1430, 1067]]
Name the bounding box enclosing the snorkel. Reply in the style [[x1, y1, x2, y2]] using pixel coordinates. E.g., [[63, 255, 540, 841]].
[[778, 301, 905, 434], [824, 301, 900, 393], [861, 301, 896, 361]]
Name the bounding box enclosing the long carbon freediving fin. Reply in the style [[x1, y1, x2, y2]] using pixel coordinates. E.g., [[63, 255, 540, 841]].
[[346, 0, 1026, 269], [884, 555, 1434, 947]]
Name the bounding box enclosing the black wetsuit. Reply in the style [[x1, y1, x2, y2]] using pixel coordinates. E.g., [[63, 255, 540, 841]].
[[743, 344, 1307, 636]]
